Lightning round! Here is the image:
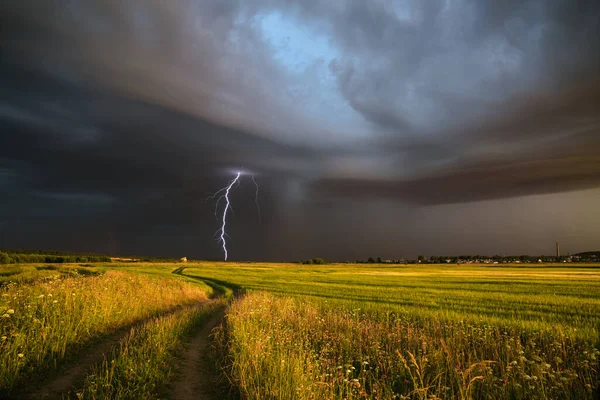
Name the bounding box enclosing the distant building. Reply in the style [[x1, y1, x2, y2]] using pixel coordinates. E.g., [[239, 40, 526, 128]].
[[180, 257, 187, 263]]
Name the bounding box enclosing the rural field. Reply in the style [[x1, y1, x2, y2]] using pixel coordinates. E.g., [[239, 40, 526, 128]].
[[1, 262, 599, 399]]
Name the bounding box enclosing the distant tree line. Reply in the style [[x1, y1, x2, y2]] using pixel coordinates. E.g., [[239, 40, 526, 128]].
[[0, 252, 112, 264], [301, 258, 327, 265], [349, 257, 411, 264], [349, 253, 600, 264], [0, 248, 193, 264]]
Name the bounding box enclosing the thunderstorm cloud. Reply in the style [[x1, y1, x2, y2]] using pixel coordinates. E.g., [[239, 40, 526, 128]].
[[1, 0, 599, 259]]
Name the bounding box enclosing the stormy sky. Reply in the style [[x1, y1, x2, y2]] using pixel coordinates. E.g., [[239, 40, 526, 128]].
[[1, 0, 599, 260]]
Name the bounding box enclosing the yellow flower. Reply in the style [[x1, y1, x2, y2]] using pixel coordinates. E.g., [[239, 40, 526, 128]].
[[17, 353, 24, 358], [7, 309, 14, 314]]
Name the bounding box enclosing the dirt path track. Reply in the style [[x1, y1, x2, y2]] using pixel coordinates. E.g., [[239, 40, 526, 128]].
[[170, 309, 224, 400]]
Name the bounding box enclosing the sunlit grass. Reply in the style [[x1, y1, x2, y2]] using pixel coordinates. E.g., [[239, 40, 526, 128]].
[[221, 292, 599, 400], [0, 264, 99, 286], [0, 268, 209, 390], [2, 261, 598, 399], [182, 262, 600, 342], [180, 262, 600, 399], [79, 300, 225, 399]]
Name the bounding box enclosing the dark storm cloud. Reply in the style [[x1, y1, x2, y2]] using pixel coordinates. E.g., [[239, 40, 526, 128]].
[[316, 79, 600, 204], [1, 0, 600, 259]]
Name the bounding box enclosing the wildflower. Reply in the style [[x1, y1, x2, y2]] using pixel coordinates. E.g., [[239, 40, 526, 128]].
[[7, 309, 14, 314], [1, 314, 10, 318], [38, 295, 45, 298], [17, 353, 24, 358], [1, 336, 6, 341]]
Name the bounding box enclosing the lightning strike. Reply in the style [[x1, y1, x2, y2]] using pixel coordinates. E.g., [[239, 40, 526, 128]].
[[208, 171, 261, 260], [217, 172, 241, 260], [251, 175, 262, 224]]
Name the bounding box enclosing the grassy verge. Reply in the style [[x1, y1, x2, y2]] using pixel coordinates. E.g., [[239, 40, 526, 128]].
[[78, 300, 225, 399], [221, 292, 599, 400], [0, 269, 209, 391]]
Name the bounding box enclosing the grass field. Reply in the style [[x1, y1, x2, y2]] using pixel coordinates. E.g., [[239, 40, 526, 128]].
[[184, 262, 600, 400], [1, 262, 599, 399]]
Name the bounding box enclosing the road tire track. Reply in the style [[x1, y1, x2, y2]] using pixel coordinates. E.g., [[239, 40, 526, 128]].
[[170, 308, 225, 400]]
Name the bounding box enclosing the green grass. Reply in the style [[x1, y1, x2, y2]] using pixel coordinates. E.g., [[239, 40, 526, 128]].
[[0, 264, 100, 286], [181, 263, 600, 342], [221, 291, 598, 399], [179, 262, 600, 399]]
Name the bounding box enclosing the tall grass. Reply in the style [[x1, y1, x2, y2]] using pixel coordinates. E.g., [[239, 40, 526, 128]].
[[79, 300, 225, 399], [0, 270, 209, 390], [221, 292, 599, 400]]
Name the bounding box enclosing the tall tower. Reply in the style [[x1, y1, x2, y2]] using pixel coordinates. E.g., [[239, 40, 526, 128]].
[[556, 242, 560, 259]]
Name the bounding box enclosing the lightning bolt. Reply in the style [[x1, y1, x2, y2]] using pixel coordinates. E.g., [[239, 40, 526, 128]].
[[216, 172, 241, 260], [205, 187, 228, 219], [208, 171, 261, 260], [251, 175, 262, 224]]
